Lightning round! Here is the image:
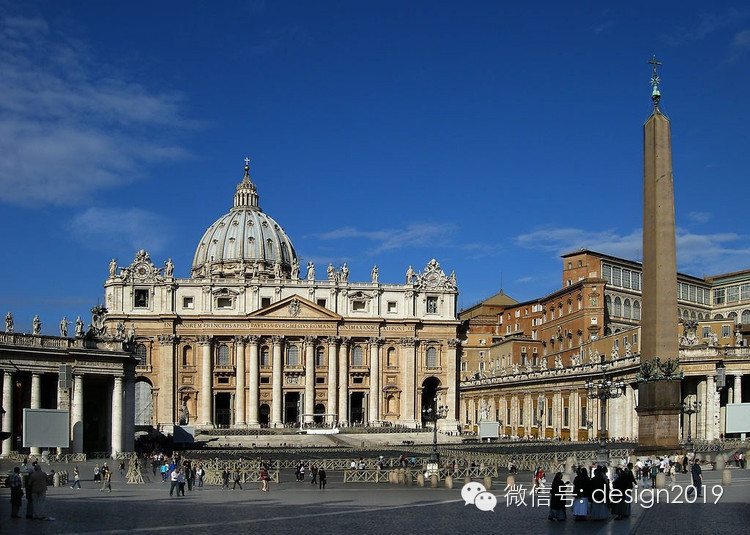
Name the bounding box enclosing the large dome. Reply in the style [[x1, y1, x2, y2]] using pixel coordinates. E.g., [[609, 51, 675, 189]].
[[191, 162, 297, 279]]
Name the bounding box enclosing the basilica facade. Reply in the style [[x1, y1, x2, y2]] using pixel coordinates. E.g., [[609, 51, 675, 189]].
[[103, 162, 460, 434]]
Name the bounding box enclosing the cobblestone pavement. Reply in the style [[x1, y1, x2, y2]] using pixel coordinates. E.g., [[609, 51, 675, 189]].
[[1, 466, 747, 535]]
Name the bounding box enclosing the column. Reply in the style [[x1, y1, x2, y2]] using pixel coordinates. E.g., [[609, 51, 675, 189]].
[[569, 392, 578, 441], [271, 336, 283, 427], [304, 336, 315, 424], [198, 336, 213, 426], [443, 338, 459, 432], [400, 337, 417, 426], [56, 376, 69, 454], [124, 376, 135, 453], [696, 378, 706, 439], [706, 375, 717, 442], [247, 336, 260, 428], [30, 374, 41, 456], [111, 376, 123, 456], [234, 336, 246, 427], [1, 371, 13, 456], [624, 385, 633, 440], [157, 334, 176, 425], [368, 338, 381, 425], [735, 373, 743, 404], [326, 337, 338, 424], [71, 375, 84, 454], [338, 338, 350, 426]]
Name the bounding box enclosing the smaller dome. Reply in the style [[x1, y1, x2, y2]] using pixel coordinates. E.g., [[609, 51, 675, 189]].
[[191, 161, 297, 280]]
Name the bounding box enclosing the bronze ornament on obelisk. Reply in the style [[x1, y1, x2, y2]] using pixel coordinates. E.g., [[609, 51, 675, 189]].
[[635, 56, 683, 452]]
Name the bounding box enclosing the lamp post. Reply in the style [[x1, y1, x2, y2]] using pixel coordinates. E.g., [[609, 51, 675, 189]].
[[682, 399, 701, 454], [584, 364, 625, 464], [535, 394, 545, 440], [422, 395, 449, 473]]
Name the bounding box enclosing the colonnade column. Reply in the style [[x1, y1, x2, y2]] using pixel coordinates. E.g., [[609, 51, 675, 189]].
[[271, 336, 283, 427], [304, 336, 315, 424], [1, 371, 13, 456], [368, 337, 381, 424], [735, 373, 743, 403], [338, 338, 350, 425], [30, 374, 41, 456], [696, 379, 706, 439], [400, 337, 417, 427], [234, 336, 246, 427], [706, 375, 717, 441], [443, 338, 459, 432], [569, 392, 578, 441], [624, 385, 633, 440], [198, 336, 213, 427], [111, 376, 123, 457], [71, 375, 84, 453], [124, 376, 135, 452], [326, 337, 338, 424], [247, 336, 260, 428]]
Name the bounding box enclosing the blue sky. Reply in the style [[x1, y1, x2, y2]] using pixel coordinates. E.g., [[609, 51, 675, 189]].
[[1, 1, 749, 335]]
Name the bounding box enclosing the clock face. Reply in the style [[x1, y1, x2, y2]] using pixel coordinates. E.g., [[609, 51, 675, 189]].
[[425, 271, 439, 287], [135, 263, 149, 279]]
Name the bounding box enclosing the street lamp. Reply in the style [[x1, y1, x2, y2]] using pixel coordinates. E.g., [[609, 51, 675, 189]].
[[584, 363, 625, 464], [682, 398, 701, 454], [422, 395, 449, 472], [534, 394, 545, 440]]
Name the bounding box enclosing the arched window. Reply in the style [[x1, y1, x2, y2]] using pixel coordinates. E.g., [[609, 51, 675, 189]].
[[714, 314, 724, 319], [728, 311, 738, 324], [218, 344, 230, 366], [135, 344, 147, 366], [742, 310, 750, 325], [605, 295, 612, 315], [316, 347, 325, 367], [352, 346, 363, 366], [426, 347, 437, 368], [690, 311, 696, 320], [287, 345, 299, 366], [623, 299, 631, 319], [260, 347, 270, 366], [633, 301, 641, 320], [614, 297, 622, 317], [182, 345, 193, 366]]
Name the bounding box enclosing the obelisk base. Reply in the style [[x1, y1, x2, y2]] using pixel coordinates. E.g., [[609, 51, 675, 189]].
[[635, 380, 681, 455]]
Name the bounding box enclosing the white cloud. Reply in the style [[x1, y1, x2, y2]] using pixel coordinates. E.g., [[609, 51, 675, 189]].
[[0, 13, 191, 207], [314, 222, 458, 254], [515, 227, 642, 260], [663, 9, 750, 46], [69, 207, 174, 256], [687, 211, 712, 224]]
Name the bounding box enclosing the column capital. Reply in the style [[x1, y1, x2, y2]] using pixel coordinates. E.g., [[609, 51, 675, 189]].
[[271, 335, 284, 345], [400, 337, 417, 347], [447, 338, 460, 348], [326, 336, 340, 346], [340, 336, 351, 347], [368, 337, 384, 346], [158, 334, 178, 345], [197, 335, 212, 346], [234, 335, 248, 345], [247, 334, 260, 344], [304, 335, 316, 345]]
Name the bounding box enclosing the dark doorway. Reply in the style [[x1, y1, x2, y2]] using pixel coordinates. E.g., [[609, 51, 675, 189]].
[[259, 404, 270, 427], [314, 403, 325, 424], [350, 392, 365, 424], [215, 393, 232, 428], [284, 392, 300, 425], [421, 377, 441, 427]]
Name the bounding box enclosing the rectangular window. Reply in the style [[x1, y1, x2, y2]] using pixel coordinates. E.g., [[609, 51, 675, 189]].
[[521, 354, 527, 366], [632, 272, 641, 291], [702, 327, 711, 339], [426, 296, 438, 313], [581, 406, 587, 427], [260, 376, 270, 384], [217, 377, 229, 384], [547, 407, 552, 427], [741, 284, 750, 301], [352, 300, 366, 312], [353, 377, 363, 384], [519, 408, 524, 426], [563, 407, 569, 428], [261, 297, 271, 308], [183, 297, 194, 309], [612, 267, 622, 287], [387, 301, 397, 313], [461, 361, 467, 372], [316, 377, 325, 384], [722, 325, 731, 338], [714, 288, 725, 305], [727, 285, 739, 303], [506, 408, 511, 424], [602, 264, 611, 282], [134, 289, 149, 308], [217, 297, 232, 309], [622, 270, 631, 289], [316, 299, 327, 308]]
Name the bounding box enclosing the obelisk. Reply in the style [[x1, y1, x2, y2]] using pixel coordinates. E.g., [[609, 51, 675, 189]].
[[636, 56, 682, 451]]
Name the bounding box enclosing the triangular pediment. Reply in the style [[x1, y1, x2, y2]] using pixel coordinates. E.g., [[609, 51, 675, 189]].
[[247, 295, 342, 321]]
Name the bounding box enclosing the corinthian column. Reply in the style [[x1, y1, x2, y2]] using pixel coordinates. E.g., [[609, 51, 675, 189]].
[[338, 338, 350, 425], [157, 334, 177, 425], [198, 336, 213, 427], [30, 373, 41, 456], [400, 337, 417, 427], [247, 336, 260, 428], [442, 338, 459, 432], [368, 338, 382, 424], [111, 376, 123, 457], [271, 336, 284, 427], [327, 337, 339, 424], [71, 374, 84, 454], [1, 371, 13, 456], [234, 336, 246, 427], [304, 336, 315, 424]]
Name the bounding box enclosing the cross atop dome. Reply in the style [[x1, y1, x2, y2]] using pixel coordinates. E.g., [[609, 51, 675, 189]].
[[234, 156, 259, 209]]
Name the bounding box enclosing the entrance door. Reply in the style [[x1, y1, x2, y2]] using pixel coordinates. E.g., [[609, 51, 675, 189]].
[[259, 404, 270, 427], [314, 404, 325, 424], [350, 392, 365, 424], [215, 393, 232, 428], [284, 392, 300, 425]]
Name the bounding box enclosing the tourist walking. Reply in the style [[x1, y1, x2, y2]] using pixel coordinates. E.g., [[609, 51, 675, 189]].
[[547, 472, 567, 522], [28, 464, 48, 520], [589, 467, 609, 521], [120, 460, 126, 477], [311, 464, 318, 485], [169, 467, 179, 496], [101, 464, 112, 492], [94, 464, 101, 482], [319, 468, 327, 489], [260, 467, 269, 492], [70, 466, 82, 489], [613, 463, 636, 519], [222, 466, 230, 488], [572, 468, 590, 520], [688, 458, 703, 498], [233, 468, 243, 490], [7, 466, 24, 518], [177, 468, 186, 496], [196, 465, 205, 487]]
